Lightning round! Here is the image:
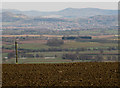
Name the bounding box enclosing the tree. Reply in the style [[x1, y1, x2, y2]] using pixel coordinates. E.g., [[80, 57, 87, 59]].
[[100, 50, 104, 54], [62, 53, 78, 61], [47, 38, 64, 46], [36, 54, 39, 58], [96, 55, 103, 62], [8, 53, 14, 59]]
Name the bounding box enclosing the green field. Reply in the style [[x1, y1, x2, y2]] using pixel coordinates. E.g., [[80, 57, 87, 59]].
[[26, 50, 118, 57], [3, 58, 72, 64], [2, 36, 118, 63], [3, 57, 94, 64], [19, 43, 50, 49], [18, 41, 117, 50]]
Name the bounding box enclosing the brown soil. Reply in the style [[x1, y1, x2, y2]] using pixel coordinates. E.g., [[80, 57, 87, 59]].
[[2, 42, 11, 45], [19, 40, 47, 44], [2, 35, 63, 38], [2, 49, 14, 53], [92, 35, 115, 39], [2, 62, 120, 87], [2, 35, 115, 38]]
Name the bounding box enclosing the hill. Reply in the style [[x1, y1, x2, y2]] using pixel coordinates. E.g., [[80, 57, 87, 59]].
[[1, 12, 28, 22], [2, 8, 118, 18], [1, 11, 117, 30]]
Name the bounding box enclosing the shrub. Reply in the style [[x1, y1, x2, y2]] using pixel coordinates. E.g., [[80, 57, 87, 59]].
[[47, 38, 64, 46]]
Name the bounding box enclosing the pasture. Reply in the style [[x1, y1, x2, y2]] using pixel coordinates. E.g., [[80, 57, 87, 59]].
[[2, 34, 118, 63]]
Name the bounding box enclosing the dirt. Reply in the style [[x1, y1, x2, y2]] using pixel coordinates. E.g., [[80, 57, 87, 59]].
[[2, 49, 14, 53], [2, 35, 63, 38], [19, 40, 47, 44], [92, 35, 115, 39], [2, 62, 120, 87], [2, 35, 115, 38]]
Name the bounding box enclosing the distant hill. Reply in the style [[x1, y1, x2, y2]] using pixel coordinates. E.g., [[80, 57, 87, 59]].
[[1, 9, 117, 29], [1, 12, 28, 22], [75, 15, 118, 29], [1, 12, 67, 22], [1, 8, 118, 18]]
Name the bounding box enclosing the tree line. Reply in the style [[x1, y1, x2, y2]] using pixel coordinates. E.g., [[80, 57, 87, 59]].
[[3, 52, 118, 62]]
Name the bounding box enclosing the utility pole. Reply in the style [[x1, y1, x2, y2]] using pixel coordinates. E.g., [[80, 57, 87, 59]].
[[15, 41, 18, 64]]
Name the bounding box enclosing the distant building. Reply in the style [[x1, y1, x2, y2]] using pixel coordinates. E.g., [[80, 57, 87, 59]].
[[4, 57, 8, 59]]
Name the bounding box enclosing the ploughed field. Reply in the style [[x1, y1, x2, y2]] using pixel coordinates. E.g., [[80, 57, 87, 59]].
[[2, 62, 119, 87]]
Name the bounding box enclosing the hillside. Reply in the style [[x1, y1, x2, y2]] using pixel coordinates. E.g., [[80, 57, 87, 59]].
[[2, 8, 118, 18], [2, 12, 28, 22], [1, 12, 117, 30]]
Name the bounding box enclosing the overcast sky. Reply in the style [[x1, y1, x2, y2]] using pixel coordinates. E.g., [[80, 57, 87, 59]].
[[2, 2, 118, 11]]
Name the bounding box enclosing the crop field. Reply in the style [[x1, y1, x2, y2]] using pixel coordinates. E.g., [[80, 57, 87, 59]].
[[19, 40, 47, 44], [1, 6, 119, 87], [2, 34, 116, 38], [3, 58, 73, 64], [1, 34, 76, 38], [14, 41, 118, 50], [2, 34, 118, 63], [2, 62, 119, 87]]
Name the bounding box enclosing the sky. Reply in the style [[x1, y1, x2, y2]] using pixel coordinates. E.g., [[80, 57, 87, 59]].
[[2, 2, 118, 12], [1, 0, 119, 2]]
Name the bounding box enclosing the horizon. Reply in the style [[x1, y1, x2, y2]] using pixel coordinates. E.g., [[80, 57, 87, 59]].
[[2, 2, 118, 12], [2, 7, 118, 12]]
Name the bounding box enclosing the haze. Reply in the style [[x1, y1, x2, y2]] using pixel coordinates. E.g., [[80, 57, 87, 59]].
[[2, 2, 118, 11]]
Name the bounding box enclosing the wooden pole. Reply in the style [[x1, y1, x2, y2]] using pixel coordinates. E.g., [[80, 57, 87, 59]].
[[15, 41, 18, 64]]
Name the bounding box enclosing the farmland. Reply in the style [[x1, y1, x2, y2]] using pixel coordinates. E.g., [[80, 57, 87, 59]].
[[17, 41, 117, 49], [1, 6, 119, 87], [2, 62, 119, 87], [1, 7, 118, 64], [2, 34, 118, 64]]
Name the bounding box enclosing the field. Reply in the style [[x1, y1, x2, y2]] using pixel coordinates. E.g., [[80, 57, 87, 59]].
[[17, 41, 117, 50], [2, 35, 63, 38], [3, 58, 73, 64], [2, 34, 118, 63], [2, 34, 117, 39], [1, 7, 119, 87], [2, 62, 119, 87]]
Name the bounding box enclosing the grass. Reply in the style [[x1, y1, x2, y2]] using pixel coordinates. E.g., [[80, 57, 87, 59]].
[[62, 41, 116, 48], [77, 30, 118, 35], [2, 44, 13, 48], [2, 58, 73, 64], [25, 61, 71, 64], [3, 57, 95, 64], [26, 50, 118, 57], [18, 43, 50, 49], [2, 38, 118, 64], [2, 53, 8, 57], [27, 51, 67, 58], [17, 41, 117, 50]]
